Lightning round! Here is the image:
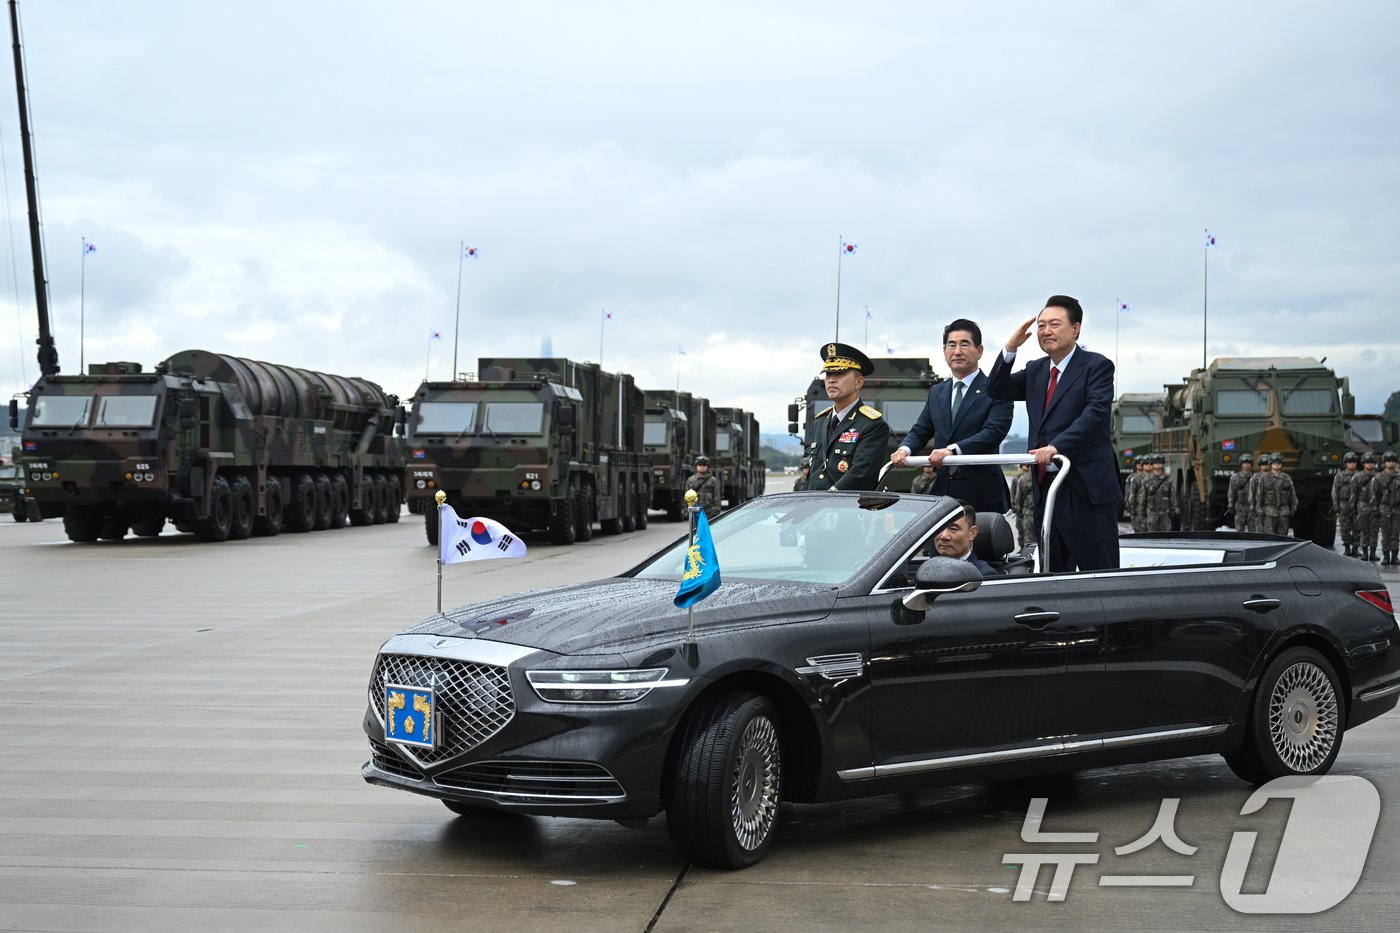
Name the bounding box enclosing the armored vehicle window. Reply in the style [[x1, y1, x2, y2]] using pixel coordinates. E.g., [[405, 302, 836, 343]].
[[1280, 389, 1336, 416], [482, 402, 544, 434], [31, 394, 93, 427], [644, 420, 668, 445], [880, 400, 926, 433], [95, 395, 159, 427], [416, 401, 478, 433], [715, 433, 731, 452], [0, 463, 17, 480], [1349, 421, 1383, 443], [1215, 390, 1269, 416], [1120, 414, 1157, 433]]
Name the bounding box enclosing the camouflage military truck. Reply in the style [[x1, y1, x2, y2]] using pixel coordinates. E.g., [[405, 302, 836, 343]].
[[0, 460, 37, 522], [1111, 391, 1167, 489], [11, 350, 405, 543], [1345, 414, 1400, 457], [644, 389, 708, 521], [788, 357, 943, 492], [406, 357, 650, 546], [741, 410, 766, 498], [712, 407, 760, 506], [1154, 357, 1353, 546]]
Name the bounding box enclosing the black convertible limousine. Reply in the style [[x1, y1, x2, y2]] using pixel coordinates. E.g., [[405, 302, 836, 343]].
[[362, 457, 1399, 868]]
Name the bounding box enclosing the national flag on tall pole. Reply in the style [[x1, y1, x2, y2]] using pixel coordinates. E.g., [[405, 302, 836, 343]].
[[1204, 230, 1218, 251], [841, 240, 858, 256], [864, 307, 873, 320], [430, 329, 442, 340], [464, 244, 480, 259], [83, 240, 96, 254], [1118, 300, 1132, 314], [674, 510, 721, 608], [439, 503, 527, 564]]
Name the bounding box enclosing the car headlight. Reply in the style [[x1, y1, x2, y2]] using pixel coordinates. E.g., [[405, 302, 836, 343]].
[[525, 668, 688, 703]]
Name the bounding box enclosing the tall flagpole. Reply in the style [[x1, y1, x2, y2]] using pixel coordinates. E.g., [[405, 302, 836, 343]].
[[79, 237, 87, 373], [833, 235, 843, 341], [1115, 297, 1120, 365], [452, 240, 465, 379], [599, 309, 606, 368], [424, 333, 433, 381], [1202, 230, 1209, 369]]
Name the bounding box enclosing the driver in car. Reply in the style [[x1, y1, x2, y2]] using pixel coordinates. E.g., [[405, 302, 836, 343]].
[[933, 502, 1003, 577]]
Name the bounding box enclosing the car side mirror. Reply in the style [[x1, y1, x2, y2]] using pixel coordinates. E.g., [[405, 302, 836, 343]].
[[7, 399, 17, 431], [901, 557, 982, 612]]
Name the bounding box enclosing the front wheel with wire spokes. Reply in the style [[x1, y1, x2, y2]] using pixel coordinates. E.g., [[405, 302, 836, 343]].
[[1224, 646, 1344, 785]]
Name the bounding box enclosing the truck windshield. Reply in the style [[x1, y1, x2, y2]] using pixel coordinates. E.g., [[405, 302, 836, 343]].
[[715, 433, 731, 452], [1280, 389, 1335, 416], [1349, 421, 1383, 443], [880, 400, 925, 433], [30, 394, 93, 427], [95, 395, 159, 427], [416, 401, 478, 433], [482, 402, 543, 434], [1215, 390, 1270, 416], [1120, 414, 1157, 433], [644, 420, 668, 445]]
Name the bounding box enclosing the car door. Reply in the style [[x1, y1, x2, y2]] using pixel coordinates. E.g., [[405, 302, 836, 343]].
[[1088, 561, 1288, 740], [863, 573, 1104, 773]]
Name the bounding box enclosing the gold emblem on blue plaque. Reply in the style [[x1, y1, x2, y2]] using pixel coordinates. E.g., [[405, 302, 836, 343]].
[[385, 683, 436, 749]]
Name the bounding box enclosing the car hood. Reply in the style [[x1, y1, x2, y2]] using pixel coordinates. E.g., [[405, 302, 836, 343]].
[[401, 578, 839, 656]]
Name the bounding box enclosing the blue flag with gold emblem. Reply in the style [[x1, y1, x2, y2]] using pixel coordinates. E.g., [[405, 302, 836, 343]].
[[674, 510, 721, 608]]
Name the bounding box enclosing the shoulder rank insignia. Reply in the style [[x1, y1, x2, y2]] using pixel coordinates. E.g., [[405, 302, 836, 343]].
[[816, 406, 834, 418], [859, 405, 882, 419]]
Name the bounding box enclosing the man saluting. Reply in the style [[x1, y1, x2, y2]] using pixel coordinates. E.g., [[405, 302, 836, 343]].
[[806, 342, 890, 491]]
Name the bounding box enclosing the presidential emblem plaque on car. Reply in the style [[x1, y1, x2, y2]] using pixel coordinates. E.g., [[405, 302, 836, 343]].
[[384, 683, 436, 750]]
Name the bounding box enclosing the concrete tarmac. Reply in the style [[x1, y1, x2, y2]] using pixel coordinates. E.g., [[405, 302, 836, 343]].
[[1, 511, 1397, 932]]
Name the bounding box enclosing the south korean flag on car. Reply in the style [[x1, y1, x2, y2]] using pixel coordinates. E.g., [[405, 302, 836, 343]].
[[439, 503, 527, 564]]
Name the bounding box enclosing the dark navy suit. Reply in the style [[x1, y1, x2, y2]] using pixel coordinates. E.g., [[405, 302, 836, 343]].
[[965, 552, 1002, 578], [988, 345, 1120, 571], [898, 371, 1012, 513]]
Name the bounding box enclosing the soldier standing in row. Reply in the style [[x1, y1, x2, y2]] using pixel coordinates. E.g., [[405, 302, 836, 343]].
[[1010, 462, 1035, 547], [910, 464, 937, 496], [1123, 458, 1147, 532], [1354, 452, 1380, 560], [1142, 455, 1176, 532], [1228, 453, 1254, 533], [686, 455, 722, 521], [1332, 452, 1361, 556], [1255, 453, 1298, 536], [792, 458, 811, 492], [1371, 451, 1400, 565]]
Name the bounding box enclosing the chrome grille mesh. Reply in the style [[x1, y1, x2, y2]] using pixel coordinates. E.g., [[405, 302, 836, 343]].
[[369, 739, 425, 781], [370, 653, 515, 765], [434, 760, 625, 801]]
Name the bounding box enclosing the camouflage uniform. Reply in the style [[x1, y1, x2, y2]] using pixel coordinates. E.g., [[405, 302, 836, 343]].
[[1246, 468, 1271, 535], [1371, 454, 1400, 565], [1227, 458, 1254, 533], [685, 466, 722, 521], [1331, 455, 1361, 556], [1010, 467, 1036, 547], [792, 470, 809, 492], [1123, 464, 1145, 532], [1255, 458, 1297, 536], [1354, 456, 1380, 560], [910, 469, 937, 496], [1141, 466, 1176, 533]]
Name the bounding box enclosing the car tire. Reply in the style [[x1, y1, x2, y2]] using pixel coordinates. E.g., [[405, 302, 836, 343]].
[[667, 692, 783, 869], [195, 475, 234, 542], [1223, 646, 1344, 785], [253, 475, 283, 537], [228, 475, 255, 540]]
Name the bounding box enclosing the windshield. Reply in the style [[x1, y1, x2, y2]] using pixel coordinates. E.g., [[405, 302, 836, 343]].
[[1280, 388, 1335, 416], [635, 495, 927, 585], [880, 400, 926, 433], [483, 401, 544, 434], [415, 401, 478, 433], [30, 394, 93, 427], [1349, 421, 1383, 443], [95, 395, 159, 427], [715, 433, 731, 452], [1120, 414, 1157, 433], [644, 419, 668, 446], [1215, 390, 1269, 416], [0, 463, 18, 480]]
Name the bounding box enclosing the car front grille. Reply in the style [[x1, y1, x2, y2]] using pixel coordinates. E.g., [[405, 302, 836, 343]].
[[370, 653, 515, 765], [434, 760, 625, 802], [369, 738, 426, 781]]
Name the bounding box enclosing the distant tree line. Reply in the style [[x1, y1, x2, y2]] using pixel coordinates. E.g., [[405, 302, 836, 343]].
[[1386, 390, 1400, 427], [761, 444, 801, 469]]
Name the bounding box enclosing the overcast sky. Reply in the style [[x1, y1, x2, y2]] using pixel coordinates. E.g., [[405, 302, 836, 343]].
[[2, 1, 1396, 441]]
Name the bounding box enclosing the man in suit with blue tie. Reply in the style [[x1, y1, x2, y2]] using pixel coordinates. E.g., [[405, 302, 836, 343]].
[[889, 319, 1012, 513], [987, 295, 1120, 572]]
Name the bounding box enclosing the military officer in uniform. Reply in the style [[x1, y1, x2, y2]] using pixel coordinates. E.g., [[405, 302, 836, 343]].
[[1333, 451, 1361, 555], [685, 455, 722, 520], [1372, 451, 1400, 565], [807, 342, 891, 491], [1228, 453, 1255, 534]]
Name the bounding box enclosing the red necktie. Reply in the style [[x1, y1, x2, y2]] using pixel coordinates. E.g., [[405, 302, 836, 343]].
[[1037, 367, 1059, 483]]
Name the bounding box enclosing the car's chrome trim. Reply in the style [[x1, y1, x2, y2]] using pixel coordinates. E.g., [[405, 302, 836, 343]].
[[379, 633, 539, 666], [837, 724, 1228, 780], [872, 555, 1281, 596], [795, 653, 865, 680], [435, 786, 626, 803], [1357, 680, 1400, 702]]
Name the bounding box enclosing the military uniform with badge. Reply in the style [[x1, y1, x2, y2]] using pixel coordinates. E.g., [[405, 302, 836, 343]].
[[1228, 453, 1255, 533], [807, 343, 891, 491], [1371, 451, 1400, 565], [1332, 452, 1361, 555], [685, 455, 723, 520]]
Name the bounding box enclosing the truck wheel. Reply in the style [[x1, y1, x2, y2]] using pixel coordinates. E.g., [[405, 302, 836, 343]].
[[667, 692, 783, 869], [328, 474, 349, 529], [575, 481, 594, 541], [619, 480, 635, 533], [63, 505, 102, 543], [228, 475, 255, 540], [602, 480, 624, 536], [312, 473, 333, 530], [131, 518, 164, 537], [549, 483, 577, 546], [372, 474, 391, 524], [424, 506, 440, 546], [195, 475, 234, 542], [385, 476, 402, 524], [253, 476, 283, 537], [97, 515, 129, 541], [349, 475, 373, 527], [1223, 646, 1344, 784], [635, 483, 649, 530], [11, 509, 26, 523], [286, 474, 317, 533], [666, 492, 685, 522]]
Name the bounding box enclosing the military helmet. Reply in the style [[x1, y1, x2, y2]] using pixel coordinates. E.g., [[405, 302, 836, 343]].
[[1240, 453, 1253, 464], [1362, 451, 1378, 464], [1385, 451, 1398, 463], [1343, 451, 1359, 463], [800, 457, 811, 469], [695, 454, 710, 465]]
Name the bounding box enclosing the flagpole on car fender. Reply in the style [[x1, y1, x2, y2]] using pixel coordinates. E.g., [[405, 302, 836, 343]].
[[684, 488, 698, 644], [435, 490, 447, 614]]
